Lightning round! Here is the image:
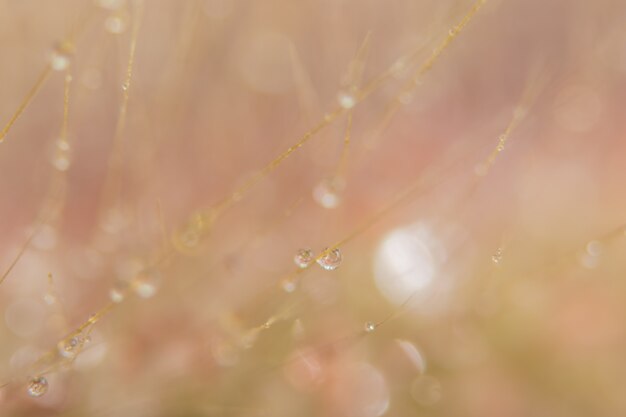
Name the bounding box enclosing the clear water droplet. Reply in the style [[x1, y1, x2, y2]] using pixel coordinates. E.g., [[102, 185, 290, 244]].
[[492, 248, 503, 264], [52, 153, 71, 171], [586, 240, 603, 257], [317, 247, 342, 271], [172, 210, 208, 253], [109, 281, 128, 303], [337, 91, 356, 109], [121, 82, 129, 91], [313, 177, 345, 209], [58, 334, 85, 359], [133, 268, 161, 299], [294, 248, 314, 269], [105, 15, 126, 34], [391, 58, 407, 77], [43, 293, 56, 306], [50, 42, 73, 71], [364, 321, 376, 333], [27, 376, 48, 397], [281, 278, 297, 293], [56, 138, 70, 151]]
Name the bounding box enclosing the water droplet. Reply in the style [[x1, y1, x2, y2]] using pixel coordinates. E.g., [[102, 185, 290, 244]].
[[448, 28, 457, 36], [492, 248, 503, 264], [281, 278, 297, 293], [56, 138, 70, 151], [172, 212, 213, 252], [50, 42, 73, 71], [317, 247, 342, 271], [100, 205, 131, 234], [109, 281, 128, 303], [496, 134, 507, 152], [105, 15, 126, 34], [58, 335, 85, 359], [364, 321, 376, 333], [313, 177, 345, 209], [43, 293, 56, 306], [121, 82, 129, 91], [294, 248, 314, 269], [133, 268, 161, 299], [27, 376, 48, 397], [586, 240, 603, 257], [337, 91, 356, 109], [52, 153, 71, 171], [391, 59, 407, 77], [179, 228, 200, 249], [580, 250, 600, 269]]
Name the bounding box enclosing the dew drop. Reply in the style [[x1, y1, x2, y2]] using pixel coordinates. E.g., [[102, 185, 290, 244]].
[[121, 82, 129, 91], [337, 91, 356, 109], [52, 153, 71, 171], [56, 138, 70, 151], [364, 321, 376, 333], [294, 248, 314, 269], [58, 335, 85, 359], [172, 213, 213, 251], [50, 42, 73, 71], [586, 240, 603, 257], [43, 293, 56, 306], [491, 248, 503, 264], [105, 16, 126, 34], [133, 268, 161, 299], [390, 59, 407, 77], [317, 247, 342, 271], [109, 281, 128, 303], [313, 177, 345, 209], [281, 278, 297, 293], [27, 376, 48, 398]]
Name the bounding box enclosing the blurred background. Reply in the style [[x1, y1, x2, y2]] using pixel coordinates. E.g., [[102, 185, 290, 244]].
[[1, 0, 626, 415]]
